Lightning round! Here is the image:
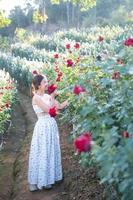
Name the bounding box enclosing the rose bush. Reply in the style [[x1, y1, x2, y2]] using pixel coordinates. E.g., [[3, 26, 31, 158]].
[[1, 26, 133, 199], [0, 70, 17, 150]]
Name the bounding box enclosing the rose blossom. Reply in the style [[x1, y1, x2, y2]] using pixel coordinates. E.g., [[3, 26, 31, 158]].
[[73, 85, 85, 95], [49, 106, 57, 117], [74, 132, 92, 153], [48, 84, 57, 94]]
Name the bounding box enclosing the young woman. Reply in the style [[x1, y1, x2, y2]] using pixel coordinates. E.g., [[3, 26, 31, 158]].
[[28, 74, 68, 191]]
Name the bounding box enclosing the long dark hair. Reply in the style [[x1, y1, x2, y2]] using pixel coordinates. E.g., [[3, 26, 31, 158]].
[[31, 74, 44, 96]]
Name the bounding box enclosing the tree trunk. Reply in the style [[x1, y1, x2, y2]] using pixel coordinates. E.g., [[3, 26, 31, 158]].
[[77, 2, 80, 30], [72, 4, 75, 26], [39, 0, 46, 34], [66, 1, 70, 29]]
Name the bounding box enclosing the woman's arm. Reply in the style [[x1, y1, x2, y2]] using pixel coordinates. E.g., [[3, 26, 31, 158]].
[[54, 99, 68, 110]]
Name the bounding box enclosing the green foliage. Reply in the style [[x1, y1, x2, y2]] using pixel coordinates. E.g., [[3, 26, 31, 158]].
[[32, 10, 48, 23], [0, 5, 35, 37], [111, 6, 128, 25], [9, 6, 28, 28], [0, 54, 32, 88], [0, 36, 11, 52], [32, 38, 57, 51], [11, 44, 55, 63], [51, 0, 96, 11], [15, 28, 27, 41], [0, 11, 11, 28], [96, 0, 133, 26]]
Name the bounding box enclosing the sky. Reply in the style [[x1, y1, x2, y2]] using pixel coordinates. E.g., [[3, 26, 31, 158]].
[[0, 0, 26, 15]]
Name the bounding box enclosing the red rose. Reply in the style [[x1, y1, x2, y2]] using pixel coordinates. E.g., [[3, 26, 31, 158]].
[[112, 71, 120, 79], [117, 58, 124, 65], [74, 43, 80, 49], [66, 59, 74, 67], [48, 84, 57, 94], [5, 103, 10, 108], [75, 56, 80, 64], [124, 38, 133, 47], [74, 132, 92, 153], [56, 77, 61, 82], [77, 56, 80, 61], [58, 72, 63, 77], [32, 70, 38, 75], [54, 54, 59, 59], [66, 44, 71, 49], [98, 36, 104, 42], [122, 131, 129, 138], [73, 85, 85, 95], [54, 66, 59, 72], [49, 106, 57, 117]]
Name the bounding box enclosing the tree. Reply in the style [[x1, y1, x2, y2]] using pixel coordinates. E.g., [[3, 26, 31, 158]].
[[9, 6, 28, 28], [32, 10, 48, 23], [51, 0, 96, 11], [0, 0, 11, 28], [0, 5, 34, 37], [0, 11, 11, 28], [96, 0, 133, 25], [24, 3, 35, 26], [27, 0, 96, 29]]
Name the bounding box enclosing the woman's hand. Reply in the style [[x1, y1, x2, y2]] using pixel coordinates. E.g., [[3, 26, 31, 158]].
[[61, 100, 69, 109]]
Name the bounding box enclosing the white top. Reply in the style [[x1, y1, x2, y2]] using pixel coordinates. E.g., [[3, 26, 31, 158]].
[[32, 94, 52, 115]]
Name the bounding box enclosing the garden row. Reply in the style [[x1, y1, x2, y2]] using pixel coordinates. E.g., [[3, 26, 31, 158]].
[[0, 70, 17, 150], [1, 26, 133, 199]]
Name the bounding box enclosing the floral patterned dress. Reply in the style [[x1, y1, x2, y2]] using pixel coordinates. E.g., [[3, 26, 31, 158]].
[[28, 94, 62, 189]]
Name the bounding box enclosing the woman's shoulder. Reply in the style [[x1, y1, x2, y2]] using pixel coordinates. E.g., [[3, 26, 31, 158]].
[[32, 93, 51, 104], [32, 94, 42, 103], [33, 94, 39, 99]]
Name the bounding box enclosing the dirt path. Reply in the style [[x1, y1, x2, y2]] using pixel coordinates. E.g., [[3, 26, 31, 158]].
[[0, 93, 105, 200], [0, 102, 26, 200]]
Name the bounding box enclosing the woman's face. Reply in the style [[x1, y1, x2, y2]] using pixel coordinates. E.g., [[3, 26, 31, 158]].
[[40, 78, 48, 91]]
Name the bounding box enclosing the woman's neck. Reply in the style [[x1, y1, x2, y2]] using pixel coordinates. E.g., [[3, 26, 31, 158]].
[[36, 90, 45, 96]]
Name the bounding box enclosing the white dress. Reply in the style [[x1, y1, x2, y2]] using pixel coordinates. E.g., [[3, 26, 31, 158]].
[[28, 94, 62, 189]]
